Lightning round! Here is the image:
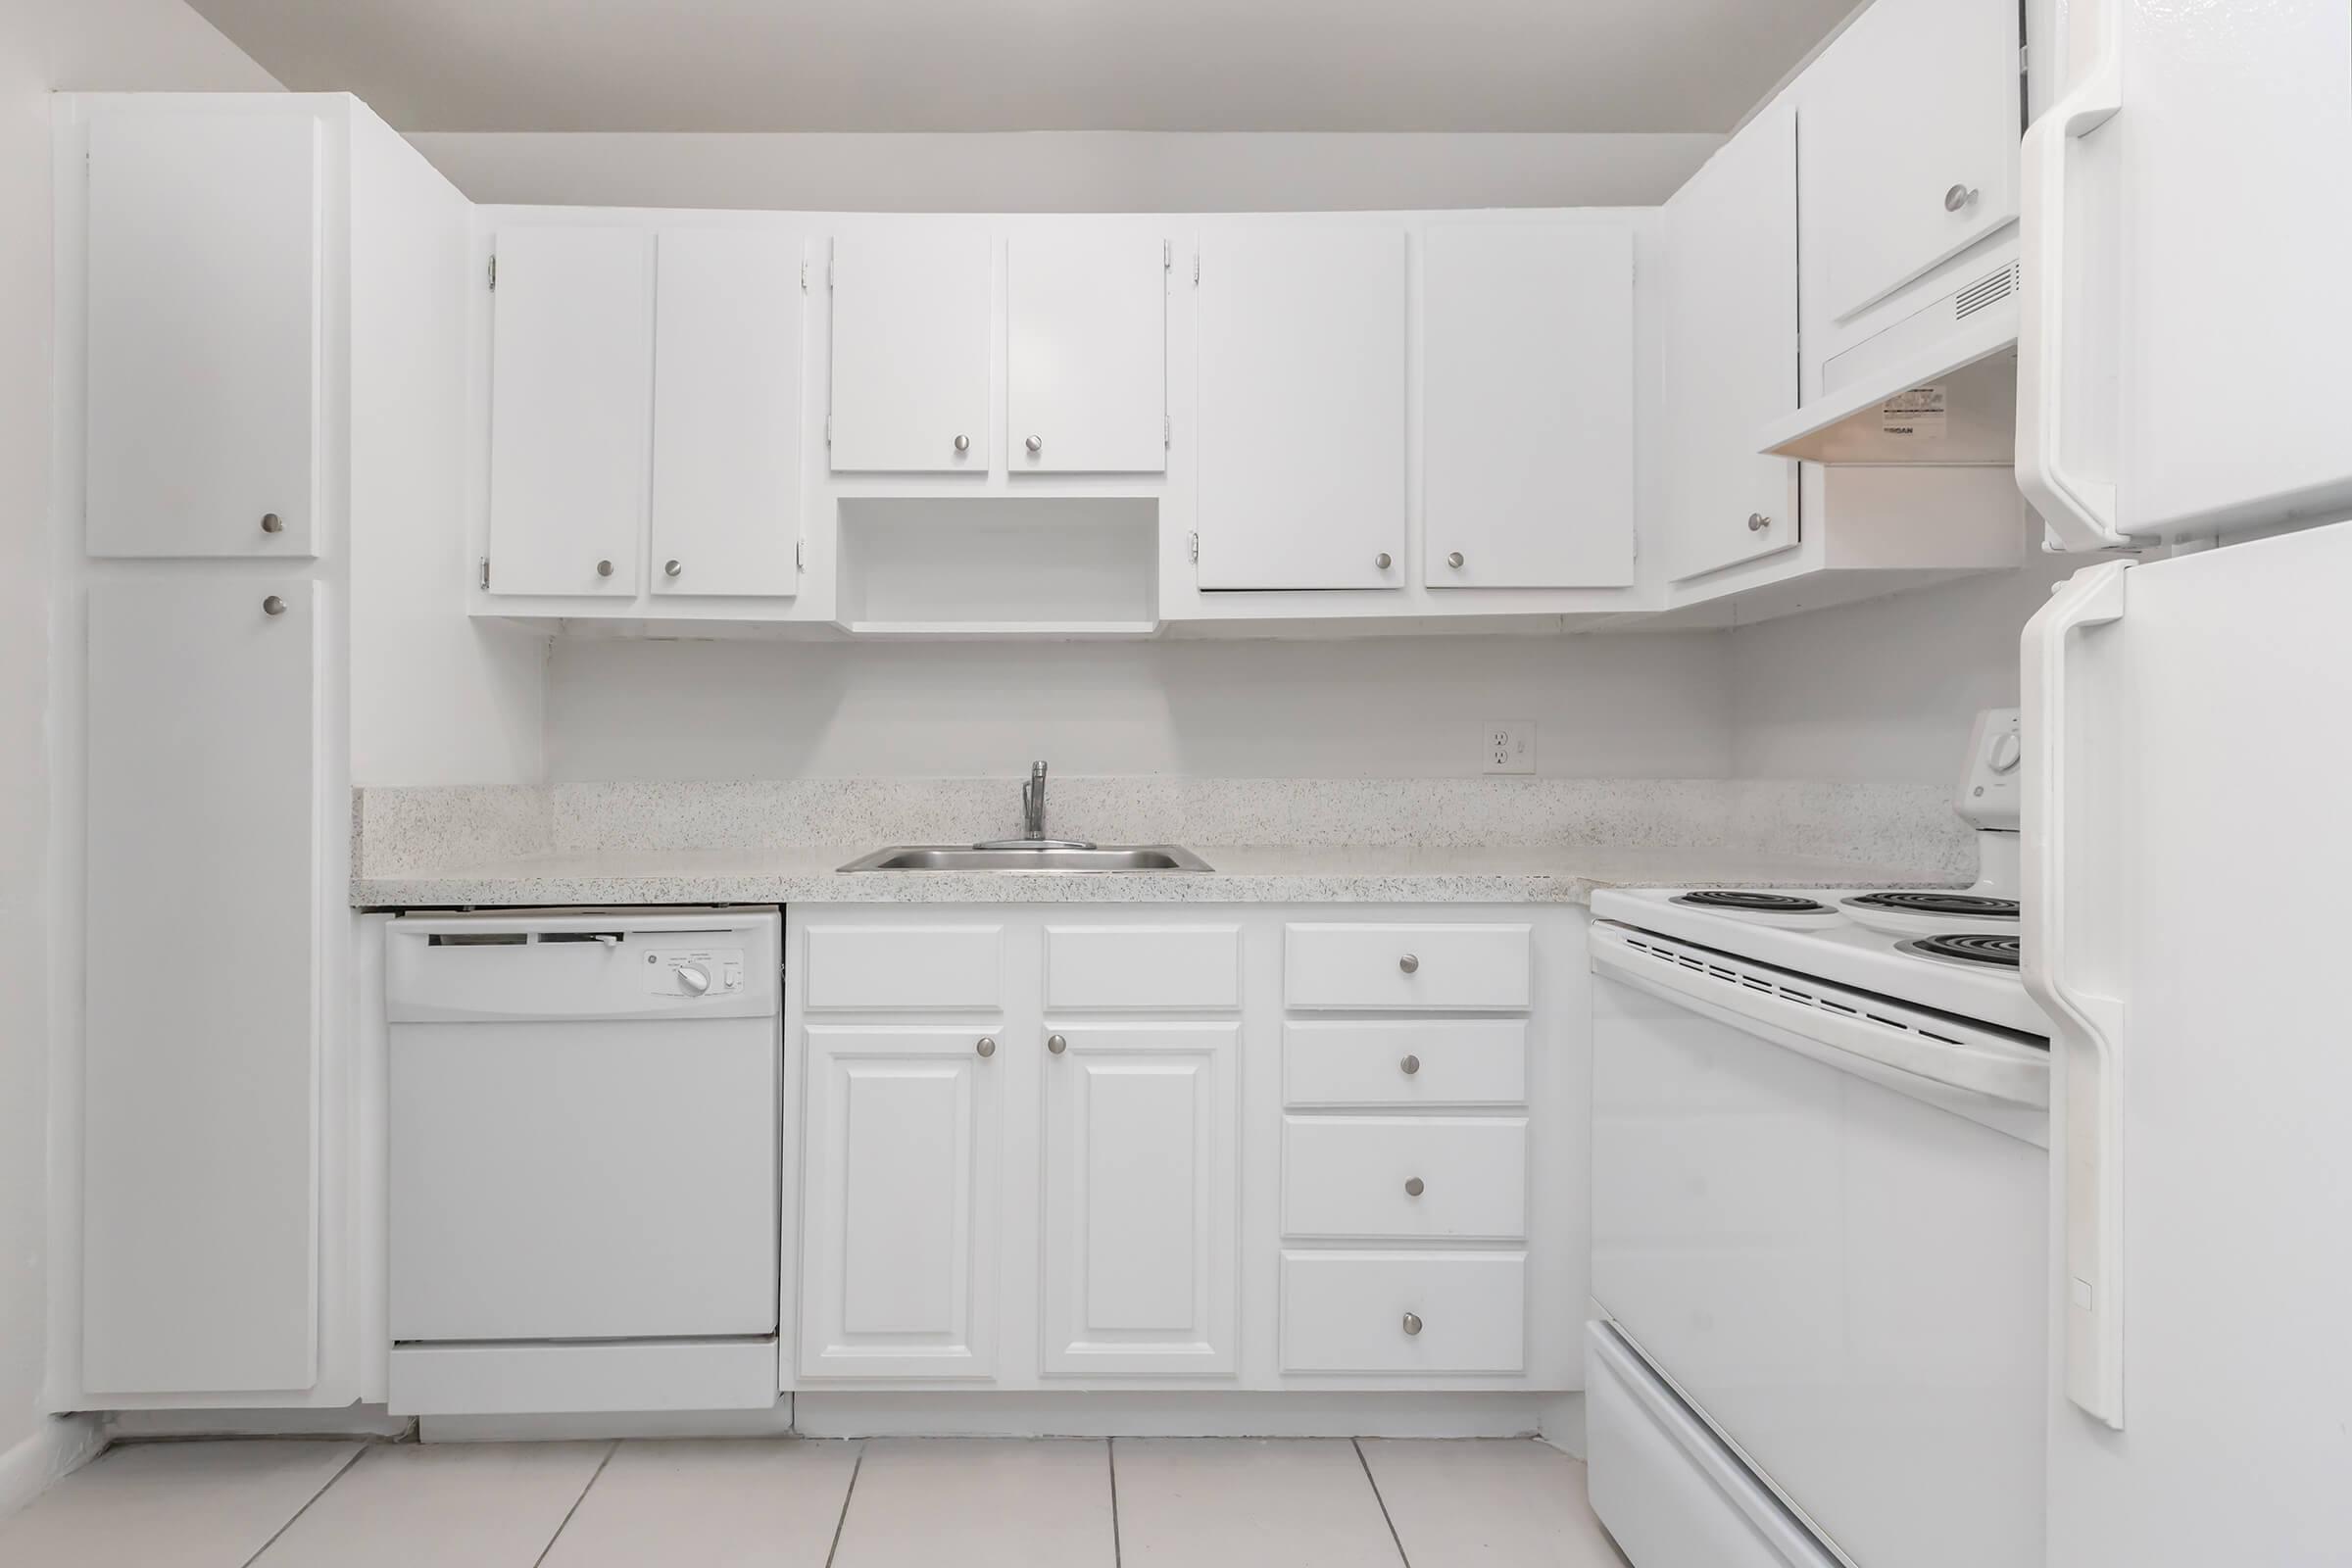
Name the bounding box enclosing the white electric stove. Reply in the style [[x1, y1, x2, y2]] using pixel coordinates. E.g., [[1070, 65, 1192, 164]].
[[1584, 710, 2052, 1568]]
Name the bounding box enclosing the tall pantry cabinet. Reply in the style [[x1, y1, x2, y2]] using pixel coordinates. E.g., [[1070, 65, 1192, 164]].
[[54, 93, 542, 1412]]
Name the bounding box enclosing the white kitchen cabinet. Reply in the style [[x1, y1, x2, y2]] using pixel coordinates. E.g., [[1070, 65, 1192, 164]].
[[1803, 0, 2021, 325], [799, 1027, 1003, 1380], [1040, 1024, 1239, 1376], [828, 223, 992, 472], [82, 576, 322, 1394], [1422, 223, 1635, 588], [650, 229, 806, 597], [1007, 229, 1167, 474], [85, 111, 321, 559], [486, 226, 653, 596], [1196, 225, 1406, 590], [1660, 99, 1802, 582]]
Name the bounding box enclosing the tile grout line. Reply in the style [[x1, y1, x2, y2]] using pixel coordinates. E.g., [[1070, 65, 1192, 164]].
[[529, 1440, 618, 1568], [1107, 1439, 1122, 1568], [236, 1441, 371, 1568], [821, 1442, 865, 1568], [1352, 1439, 1414, 1568]]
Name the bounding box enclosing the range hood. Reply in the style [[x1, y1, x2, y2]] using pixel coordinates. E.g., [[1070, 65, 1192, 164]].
[[1756, 243, 2021, 466]]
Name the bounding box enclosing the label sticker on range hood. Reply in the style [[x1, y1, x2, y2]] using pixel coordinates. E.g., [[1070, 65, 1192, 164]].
[[1880, 386, 1947, 440]]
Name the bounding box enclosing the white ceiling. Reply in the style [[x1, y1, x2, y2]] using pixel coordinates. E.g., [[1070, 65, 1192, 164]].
[[185, 0, 1863, 134]]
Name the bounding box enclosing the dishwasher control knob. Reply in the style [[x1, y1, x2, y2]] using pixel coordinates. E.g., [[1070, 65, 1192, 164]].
[[671, 961, 712, 996]]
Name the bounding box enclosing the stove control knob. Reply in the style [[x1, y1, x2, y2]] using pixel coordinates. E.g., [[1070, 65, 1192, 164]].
[[671, 961, 712, 996], [1988, 733, 2023, 774]]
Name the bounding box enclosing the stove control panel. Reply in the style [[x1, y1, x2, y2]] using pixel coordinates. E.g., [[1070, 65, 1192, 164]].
[[1957, 707, 2023, 830]]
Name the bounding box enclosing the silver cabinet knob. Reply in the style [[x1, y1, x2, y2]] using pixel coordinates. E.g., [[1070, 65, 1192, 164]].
[[1025, 435, 1043, 455], [1401, 1312, 1423, 1337], [1398, 954, 1420, 974], [262, 595, 286, 616], [664, 560, 682, 577], [1404, 1176, 1425, 1198], [1747, 513, 1771, 532], [1374, 552, 1392, 569], [1047, 1033, 1067, 1055], [260, 512, 283, 534], [596, 559, 613, 577], [1399, 1054, 1420, 1076], [976, 1036, 997, 1058], [1446, 552, 1465, 569], [954, 434, 971, 454], [1944, 183, 1978, 212]]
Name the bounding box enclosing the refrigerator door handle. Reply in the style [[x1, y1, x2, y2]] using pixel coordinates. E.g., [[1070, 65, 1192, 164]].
[[2017, 0, 2128, 553], [2023, 560, 2132, 1429]]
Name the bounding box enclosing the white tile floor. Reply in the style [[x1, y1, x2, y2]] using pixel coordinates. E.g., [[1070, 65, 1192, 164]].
[[0, 1435, 1634, 1567]]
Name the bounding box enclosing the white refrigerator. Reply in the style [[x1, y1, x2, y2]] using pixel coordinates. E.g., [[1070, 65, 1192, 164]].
[[2020, 1, 2352, 1561]]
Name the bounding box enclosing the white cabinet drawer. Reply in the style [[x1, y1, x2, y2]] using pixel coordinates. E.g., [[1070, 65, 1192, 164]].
[[1283, 1115, 1527, 1241], [803, 925, 1004, 1011], [1284, 1020, 1526, 1107], [1280, 1251, 1527, 1375], [1285, 923, 1530, 1010], [1043, 925, 1241, 1011]]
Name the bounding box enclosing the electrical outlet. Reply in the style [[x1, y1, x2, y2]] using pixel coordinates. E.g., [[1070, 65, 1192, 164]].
[[1484, 721, 1536, 774]]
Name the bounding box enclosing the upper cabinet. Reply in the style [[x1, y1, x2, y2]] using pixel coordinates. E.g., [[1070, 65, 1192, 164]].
[[1196, 225, 1407, 591], [1006, 229, 1168, 474], [1422, 223, 1636, 589], [486, 226, 654, 597], [650, 229, 807, 597], [1804, 0, 2022, 325], [1660, 102, 1801, 582], [85, 112, 321, 559], [827, 223, 992, 473]]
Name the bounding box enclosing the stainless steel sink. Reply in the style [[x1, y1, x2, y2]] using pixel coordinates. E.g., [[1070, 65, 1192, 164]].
[[837, 844, 1214, 873]]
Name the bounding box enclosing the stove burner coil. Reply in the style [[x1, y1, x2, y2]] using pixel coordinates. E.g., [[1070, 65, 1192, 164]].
[[1673, 891, 1831, 914], [1847, 891, 2021, 919], [1901, 933, 2022, 969]]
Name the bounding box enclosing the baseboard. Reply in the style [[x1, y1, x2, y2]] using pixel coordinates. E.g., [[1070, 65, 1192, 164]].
[[793, 1392, 1546, 1440], [105, 1405, 416, 1440], [0, 1414, 108, 1522], [1533, 1392, 1587, 1457], [421, 1403, 799, 1444]]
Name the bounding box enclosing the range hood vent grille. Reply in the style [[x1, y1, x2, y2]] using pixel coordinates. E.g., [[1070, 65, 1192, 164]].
[[1954, 261, 2022, 321]]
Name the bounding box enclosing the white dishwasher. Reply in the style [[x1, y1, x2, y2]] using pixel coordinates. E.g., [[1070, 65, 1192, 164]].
[[384, 907, 781, 1416]]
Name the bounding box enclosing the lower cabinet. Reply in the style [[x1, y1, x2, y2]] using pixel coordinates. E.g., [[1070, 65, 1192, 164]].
[[799, 1027, 1003, 1379], [787, 906, 1588, 1393]]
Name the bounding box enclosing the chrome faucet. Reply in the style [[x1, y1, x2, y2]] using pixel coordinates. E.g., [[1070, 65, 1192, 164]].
[[973, 760, 1096, 852], [1022, 760, 1050, 841]]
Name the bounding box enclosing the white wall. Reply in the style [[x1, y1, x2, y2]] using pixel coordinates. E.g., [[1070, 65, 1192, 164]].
[[1726, 517, 2091, 783], [0, 0, 276, 1493], [545, 632, 1736, 781], [406, 130, 1721, 212]]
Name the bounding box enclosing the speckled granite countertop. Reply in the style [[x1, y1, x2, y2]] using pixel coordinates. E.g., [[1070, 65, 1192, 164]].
[[355, 843, 1964, 908]]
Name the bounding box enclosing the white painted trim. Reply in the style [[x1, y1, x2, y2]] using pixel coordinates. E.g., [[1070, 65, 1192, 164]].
[[102, 1405, 414, 1440], [421, 1404, 799, 1444], [793, 1392, 1545, 1440], [0, 1415, 107, 1522]]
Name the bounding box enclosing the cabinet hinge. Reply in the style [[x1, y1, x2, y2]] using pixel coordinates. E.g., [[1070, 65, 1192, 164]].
[[800, 259, 808, 292], [824, 414, 832, 446], [795, 540, 805, 570], [1162, 238, 1172, 270], [1187, 531, 1200, 564], [1164, 414, 1172, 448], [478, 556, 490, 589], [486, 254, 496, 290], [1193, 252, 1200, 285], [826, 239, 836, 288]]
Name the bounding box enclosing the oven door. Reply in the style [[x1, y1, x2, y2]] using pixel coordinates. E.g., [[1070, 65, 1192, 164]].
[[1590, 944, 2045, 1568]]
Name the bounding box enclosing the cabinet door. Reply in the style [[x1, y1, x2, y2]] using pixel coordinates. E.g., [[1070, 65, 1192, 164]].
[[1805, 0, 2020, 323], [1423, 224, 1635, 588], [86, 112, 321, 559], [1662, 100, 1802, 581], [487, 227, 653, 596], [83, 576, 321, 1394], [800, 1027, 1001, 1379], [1006, 229, 1167, 473], [1040, 1024, 1239, 1377], [650, 229, 806, 597], [828, 224, 992, 472], [1197, 226, 1405, 589]]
